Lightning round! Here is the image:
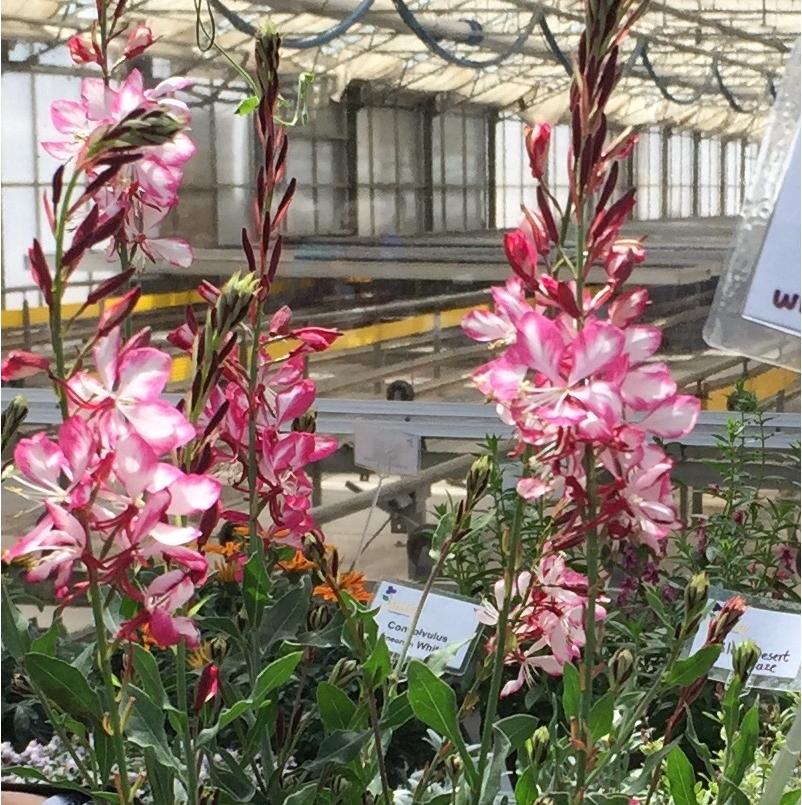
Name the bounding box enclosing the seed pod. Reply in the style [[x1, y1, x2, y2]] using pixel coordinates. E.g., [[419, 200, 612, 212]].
[[2, 396, 28, 452], [683, 572, 710, 619], [466, 455, 493, 504]]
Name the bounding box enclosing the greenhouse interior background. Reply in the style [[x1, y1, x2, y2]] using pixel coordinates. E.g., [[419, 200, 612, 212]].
[[0, 0, 800, 802]]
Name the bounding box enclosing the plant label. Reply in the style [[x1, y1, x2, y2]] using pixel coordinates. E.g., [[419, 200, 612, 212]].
[[353, 423, 421, 476], [688, 592, 801, 690], [371, 580, 482, 674], [741, 129, 801, 336]]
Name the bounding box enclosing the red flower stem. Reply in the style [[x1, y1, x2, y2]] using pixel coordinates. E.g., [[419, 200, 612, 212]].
[[50, 170, 81, 420]]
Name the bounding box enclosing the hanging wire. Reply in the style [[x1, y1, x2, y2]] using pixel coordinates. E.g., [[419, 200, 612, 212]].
[[209, 0, 375, 49], [390, 0, 540, 69], [195, 0, 217, 52], [538, 11, 572, 76], [713, 58, 756, 113], [638, 39, 709, 106]]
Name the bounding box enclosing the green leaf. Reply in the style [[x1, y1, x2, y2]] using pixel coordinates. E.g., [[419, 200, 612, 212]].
[[253, 651, 303, 703], [665, 746, 698, 805], [31, 617, 61, 656], [478, 725, 511, 804], [780, 790, 801, 805], [664, 645, 721, 687], [25, 652, 101, 722], [380, 691, 413, 730], [1, 582, 31, 661], [496, 714, 539, 752], [292, 612, 345, 648], [407, 660, 476, 782], [317, 681, 357, 732], [126, 684, 181, 772], [585, 796, 632, 804], [258, 580, 310, 651], [243, 553, 272, 627], [143, 747, 174, 804], [209, 750, 256, 800], [236, 95, 259, 116], [562, 663, 580, 720], [624, 738, 681, 795], [515, 767, 539, 805], [284, 783, 321, 804], [723, 703, 759, 794], [407, 659, 462, 744], [589, 692, 615, 741], [364, 636, 391, 688], [307, 729, 372, 772], [132, 644, 167, 707]]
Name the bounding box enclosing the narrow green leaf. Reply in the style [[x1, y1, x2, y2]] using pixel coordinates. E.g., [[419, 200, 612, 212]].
[[126, 684, 181, 772], [209, 750, 256, 800], [665, 746, 698, 805], [562, 663, 580, 720], [589, 692, 615, 741], [132, 644, 167, 707], [143, 747, 174, 804], [253, 651, 303, 703], [478, 725, 511, 804], [258, 580, 310, 651], [31, 617, 60, 656], [1, 582, 31, 661], [244, 553, 272, 627], [364, 636, 391, 688], [585, 795, 631, 804], [285, 783, 321, 804], [407, 660, 461, 744], [723, 703, 760, 794], [25, 652, 101, 722], [780, 790, 801, 805], [317, 681, 357, 733], [664, 645, 721, 687], [307, 729, 372, 772], [380, 691, 413, 730], [496, 714, 539, 752]]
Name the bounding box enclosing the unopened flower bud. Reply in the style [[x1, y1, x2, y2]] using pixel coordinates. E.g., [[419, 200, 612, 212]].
[[330, 776, 349, 796], [328, 658, 360, 687], [2, 395, 28, 452], [303, 533, 326, 564], [216, 271, 259, 331], [732, 640, 760, 684], [306, 603, 332, 632], [292, 412, 317, 434], [530, 725, 550, 765], [609, 647, 636, 688], [685, 573, 710, 620], [445, 754, 463, 778], [707, 596, 747, 645], [525, 123, 551, 180], [466, 455, 492, 504]]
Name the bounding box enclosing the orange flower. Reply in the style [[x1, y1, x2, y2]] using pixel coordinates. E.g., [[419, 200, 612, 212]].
[[314, 571, 371, 604], [204, 541, 242, 558], [278, 550, 316, 573]]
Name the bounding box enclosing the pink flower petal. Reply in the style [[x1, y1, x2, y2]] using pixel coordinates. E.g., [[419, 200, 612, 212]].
[[50, 100, 88, 134], [567, 321, 625, 385], [115, 434, 158, 499], [123, 401, 195, 453], [117, 347, 171, 401], [637, 394, 700, 438], [516, 311, 564, 385], [166, 474, 221, 516]]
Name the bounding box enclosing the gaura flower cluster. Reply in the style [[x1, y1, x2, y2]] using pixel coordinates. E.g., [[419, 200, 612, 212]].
[[463, 126, 699, 554], [5, 326, 220, 647], [478, 556, 606, 697]]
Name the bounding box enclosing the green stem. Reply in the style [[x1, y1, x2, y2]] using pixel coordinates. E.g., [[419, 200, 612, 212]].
[[474, 491, 526, 802], [175, 642, 199, 805], [88, 576, 132, 803]]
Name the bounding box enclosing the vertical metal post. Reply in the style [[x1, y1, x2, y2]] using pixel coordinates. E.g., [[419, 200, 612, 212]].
[[433, 309, 442, 379], [393, 105, 402, 233], [461, 109, 469, 231], [344, 84, 360, 235], [679, 485, 689, 527], [487, 110, 498, 230], [719, 139, 727, 216], [739, 136, 748, 207], [22, 300, 32, 352], [373, 341, 384, 396], [422, 97, 435, 233], [691, 131, 701, 217], [661, 127, 670, 219], [311, 465, 323, 507], [692, 489, 704, 518]]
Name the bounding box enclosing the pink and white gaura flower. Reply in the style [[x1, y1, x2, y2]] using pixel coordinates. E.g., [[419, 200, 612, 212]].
[[3, 504, 87, 596], [67, 327, 195, 454]]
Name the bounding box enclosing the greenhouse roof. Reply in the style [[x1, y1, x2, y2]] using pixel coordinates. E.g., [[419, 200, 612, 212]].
[[2, 0, 799, 138]]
